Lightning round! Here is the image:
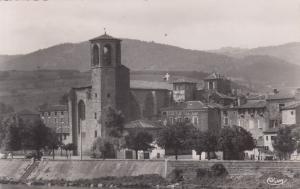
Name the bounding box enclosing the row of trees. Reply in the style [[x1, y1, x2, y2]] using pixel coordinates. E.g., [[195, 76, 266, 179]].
[[91, 108, 256, 160], [0, 114, 75, 159], [157, 122, 256, 160]]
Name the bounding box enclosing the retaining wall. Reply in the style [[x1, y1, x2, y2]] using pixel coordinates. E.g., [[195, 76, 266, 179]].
[[0, 159, 31, 180]]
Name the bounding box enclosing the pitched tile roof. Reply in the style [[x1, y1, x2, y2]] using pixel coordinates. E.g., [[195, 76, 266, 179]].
[[266, 92, 294, 100], [172, 78, 198, 84], [204, 72, 226, 80], [162, 101, 221, 111], [39, 105, 68, 112], [281, 101, 300, 110], [236, 100, 267, 109], [125, 119, 163, 129]]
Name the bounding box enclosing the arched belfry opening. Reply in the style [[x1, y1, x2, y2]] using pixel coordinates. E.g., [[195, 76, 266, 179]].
[[103, 44, 112, 66], [78, 100, 86, 133], [92, 45, 99, 66]]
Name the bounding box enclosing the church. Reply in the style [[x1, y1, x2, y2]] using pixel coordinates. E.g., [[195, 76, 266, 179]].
[[68, 33, 172, 155]]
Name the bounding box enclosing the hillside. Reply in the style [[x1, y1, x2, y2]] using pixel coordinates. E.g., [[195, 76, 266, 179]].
[[210, 42, 300, 66], [0, 38, 299, 93]]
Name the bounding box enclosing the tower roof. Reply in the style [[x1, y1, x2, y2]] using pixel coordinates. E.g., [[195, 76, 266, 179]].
[[89, 33, 121, 41], [204, 72, 225, 80]]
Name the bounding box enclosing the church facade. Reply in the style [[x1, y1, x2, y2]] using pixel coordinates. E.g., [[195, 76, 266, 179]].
[[68, 34, 172, 155]]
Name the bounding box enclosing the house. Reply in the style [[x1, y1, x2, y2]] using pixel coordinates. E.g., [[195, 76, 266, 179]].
[[281, 102, 300, 126], [161, 101, 221, 132], [39, 105, 71, 144], [117, 119, 165, 160]]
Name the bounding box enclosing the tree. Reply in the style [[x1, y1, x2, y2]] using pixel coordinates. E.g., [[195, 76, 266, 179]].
[[46, 128, 61, 159], [91, 137, 116, 159], [124, 131, 154, 159], [187, 130, 219, 160], [273, 126, 296, 160], [3, 122, 21, 157], [218, 125, 255, 160], [62, 143, 76, 158], [105, 107, 125, 138], [156, 122, 194, 160]]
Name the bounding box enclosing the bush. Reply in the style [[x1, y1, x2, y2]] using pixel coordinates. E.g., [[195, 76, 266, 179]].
[[196, 168, 209, 178], [210, 163, 228, 177], [172, 168, 184, 182]]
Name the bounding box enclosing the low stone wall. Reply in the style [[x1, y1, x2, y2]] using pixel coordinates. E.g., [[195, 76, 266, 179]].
[[167, 160, 300, 178], [0, 159, 31, 180], [2, 159, 300, 182], [27, 159, 165, 181]]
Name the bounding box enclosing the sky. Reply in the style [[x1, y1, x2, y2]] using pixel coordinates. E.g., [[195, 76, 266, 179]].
[[1, 0, 300, 55]]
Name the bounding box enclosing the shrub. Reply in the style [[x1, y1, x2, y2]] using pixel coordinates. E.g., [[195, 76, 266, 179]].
[[196, 168, 209, 178], [172, 168, 184, 182], [210, 163, 228, 177]]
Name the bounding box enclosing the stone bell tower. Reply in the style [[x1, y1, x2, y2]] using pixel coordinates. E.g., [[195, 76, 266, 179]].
[[89, 33, 130, 137]]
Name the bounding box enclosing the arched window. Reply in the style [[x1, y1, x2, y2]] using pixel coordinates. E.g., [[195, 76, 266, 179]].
[[78, 100, 85, 133], [92, 45, 99, 66], [103, 44, 112, 66]]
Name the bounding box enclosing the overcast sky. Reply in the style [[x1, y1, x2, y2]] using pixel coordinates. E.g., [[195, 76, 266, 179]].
[[1, 0, 300, 55]]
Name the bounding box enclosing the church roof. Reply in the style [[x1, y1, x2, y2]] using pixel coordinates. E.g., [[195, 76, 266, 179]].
[[172, 78, 198, 84], [90, 33, 121, 41]]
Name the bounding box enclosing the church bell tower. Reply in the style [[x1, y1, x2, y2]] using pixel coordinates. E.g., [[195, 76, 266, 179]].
[[89, 33, 130, 137]]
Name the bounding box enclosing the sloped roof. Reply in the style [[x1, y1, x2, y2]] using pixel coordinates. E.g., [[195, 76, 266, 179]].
[[162, 101, 221, 111], [17, 109, 39, 115], [214, 91, 236, 99], [281, 101, 300, 110], [172, 78, 198, 84], [263, 127, 279, 134], [130, 80, 172, 90], [204, 72, 225, 80], [236, 100, 267, 109], [125, 120, 163, 129], [40, 105, 67, 112], [267, 92, 294, 100], [89, 33, 120, 41]]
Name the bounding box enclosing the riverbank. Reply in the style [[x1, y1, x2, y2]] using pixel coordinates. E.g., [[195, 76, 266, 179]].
[[2, 159, 300, 188]]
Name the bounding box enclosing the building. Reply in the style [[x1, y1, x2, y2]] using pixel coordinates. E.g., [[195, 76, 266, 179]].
[[281, 102, 300, 126], [39, 105, 71, 144], [161, 101, 221, 132], [68, 34, 173, 155], [117, 119, 165, 160], [172, 79, 197, 103]]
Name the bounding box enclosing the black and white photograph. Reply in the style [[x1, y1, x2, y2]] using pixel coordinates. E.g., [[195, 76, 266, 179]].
[[1, 0, 300, 188]]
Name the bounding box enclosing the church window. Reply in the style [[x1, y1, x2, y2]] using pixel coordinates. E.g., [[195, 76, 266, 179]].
[[94, 130, 97, 138], [92, 45, 99, 66], [94, 112, 97, 119], [78, 100, 85, 121], [95, 93, 97, 98], [103, 44, 112, 66], [291, 110, 294, 115]]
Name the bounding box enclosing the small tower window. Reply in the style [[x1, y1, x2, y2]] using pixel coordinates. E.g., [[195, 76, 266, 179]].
[[92, 45, 99, 66], [94, 112, 97, 119], [95, 130, 97, 138], [95, 93, 97, 98], [103, 44, 112, 66], [107, 93, 111, 98]]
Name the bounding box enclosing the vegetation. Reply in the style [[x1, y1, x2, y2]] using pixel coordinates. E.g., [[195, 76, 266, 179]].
[[105, 107, 125, 138], [0, 114, 60, 158], [91, 137, 116, 159], [218, 125, 255, 160], [273, 126, 296, 160], [156, 122, 194, 160], [124, 131, 154, 159]]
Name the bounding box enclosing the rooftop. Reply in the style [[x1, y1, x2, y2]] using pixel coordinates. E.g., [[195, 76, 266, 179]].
[[89, 33, 121, 41], [263, 127, 279, 134], [204, 72, 226, 80], [162, 101, 222, 111], [39, 105, 68, 112], [130, 80, 172, 90], [281, 101, 300, 110], [267, 92, 294, 101], [125, 119, 163, 129], [172, 78, 198, 84], [236, 100, 267, 109]]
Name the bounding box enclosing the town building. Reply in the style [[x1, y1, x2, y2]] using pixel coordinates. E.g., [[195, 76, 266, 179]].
[[281, 102, 300, 126], [39, 105, 71, 144], [117, 119, 165, 160], [161, 101, 221, 132]]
